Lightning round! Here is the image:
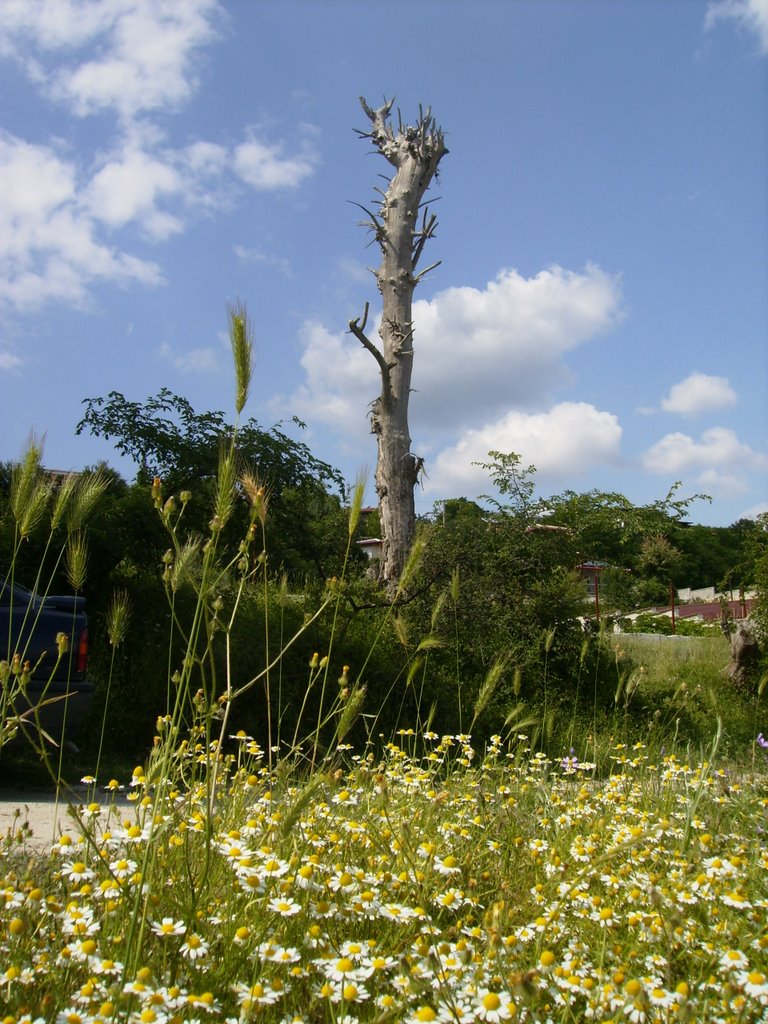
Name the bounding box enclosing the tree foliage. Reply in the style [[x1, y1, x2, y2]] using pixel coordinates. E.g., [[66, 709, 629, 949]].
[[748, 513, 768, 644], [77, 388, 344, 495], [76, 389, 350, 579], [542, 483, 707, 566], [672, 519, 761, 592], [403, 465, 600, 737]]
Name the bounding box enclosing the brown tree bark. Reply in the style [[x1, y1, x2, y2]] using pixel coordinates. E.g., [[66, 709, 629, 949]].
[[349, 97, 447, 588]]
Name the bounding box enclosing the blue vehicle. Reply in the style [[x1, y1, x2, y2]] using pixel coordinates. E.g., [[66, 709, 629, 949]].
[[1, 575, 93, 751]]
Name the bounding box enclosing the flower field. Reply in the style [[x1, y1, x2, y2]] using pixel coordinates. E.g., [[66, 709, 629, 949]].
[[2, 732, 767, 1023]]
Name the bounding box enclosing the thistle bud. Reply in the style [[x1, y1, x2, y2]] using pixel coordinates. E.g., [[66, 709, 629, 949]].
[[179, 490, 192, 504], [56, 632, 70, 656]]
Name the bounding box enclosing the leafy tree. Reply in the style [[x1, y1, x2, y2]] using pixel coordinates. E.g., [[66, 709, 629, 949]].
[[542, 483, 707, 568], [404, 463, 597, 737], [76, 389, 351, 578], [749, 513, 768, 642], [596, 566, 638, 616], [672, 519, 761, 592], [636, 533, 684, 606], [398, 456, 721, 739]]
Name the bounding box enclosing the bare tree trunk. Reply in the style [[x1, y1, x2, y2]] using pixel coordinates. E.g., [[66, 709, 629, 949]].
[[349, 97, 447, 588], [724, 619, 760, 690]]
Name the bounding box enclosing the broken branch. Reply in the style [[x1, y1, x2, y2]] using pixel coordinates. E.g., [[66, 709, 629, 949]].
[[412, 260, 442, 284], [348, 303, 392, 387]]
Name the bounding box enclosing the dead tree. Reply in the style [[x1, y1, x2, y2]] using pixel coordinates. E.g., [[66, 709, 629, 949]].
[[349, 97, 447, 588], [724, 619, 761, 691]]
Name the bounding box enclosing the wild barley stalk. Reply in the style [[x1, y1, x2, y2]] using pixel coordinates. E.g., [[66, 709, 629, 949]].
[[449, 566, 462, 731], [336, 683, 367, 743], [90, 589, 131, 802], [310, 474, 367, 767], [227, 298, 254, 418], [9, 434, 48, 542], [65, 532, 89, 593], [541, 625, 556, 742], [67, 468, 110, 533], [348, 523, 430, 737], [470, 654, 510, 732], [273, 573, 289, 749], [567, 635, 591, 751], [680, 715, 723, 852], [49, 471, 79, 532]]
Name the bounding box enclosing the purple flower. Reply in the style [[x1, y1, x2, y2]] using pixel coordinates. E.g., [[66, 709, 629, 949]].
[[757, 733, 768, 749], [561, 747, 579, 773]]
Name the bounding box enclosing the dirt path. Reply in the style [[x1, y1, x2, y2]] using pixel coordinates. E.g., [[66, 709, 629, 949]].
[[0, 787, 130, 852]]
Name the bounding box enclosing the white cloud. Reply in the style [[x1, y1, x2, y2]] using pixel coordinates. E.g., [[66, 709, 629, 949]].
[[158, 341, 221, 374], [0, 132, 162, 311], [182, 140, 228, 175], [0, 120, 317, 312], [642, 427, 768, 494], [86, 148, 183, 239], [0, 0, 117, 52], [283, 320, 379, 436], [424, 403, 623, 498], [660, 371, 738, 416], [0, 350, 23, 371], [83, 125, 310, 243], [411, 265, 622, 427], [233, 136, 317, 191], [706, 0, 768, 53], [739, 500, 768, 520], [0, 2, 320, 314], [0, 0, 223, 120], [233, 245, 291, 276], [286, 264, 623, 437], [337, 256, 374, 285]]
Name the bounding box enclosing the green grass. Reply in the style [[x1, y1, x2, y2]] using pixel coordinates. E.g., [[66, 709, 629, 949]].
[[613, 632, 731, 685], [609, 632, 765, 761]]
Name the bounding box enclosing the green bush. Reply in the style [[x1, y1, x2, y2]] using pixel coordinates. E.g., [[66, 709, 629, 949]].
[[621, 612, 722, 637]]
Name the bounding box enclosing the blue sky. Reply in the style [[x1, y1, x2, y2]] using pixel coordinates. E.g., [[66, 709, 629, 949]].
[[1, 0, 766, 528]]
